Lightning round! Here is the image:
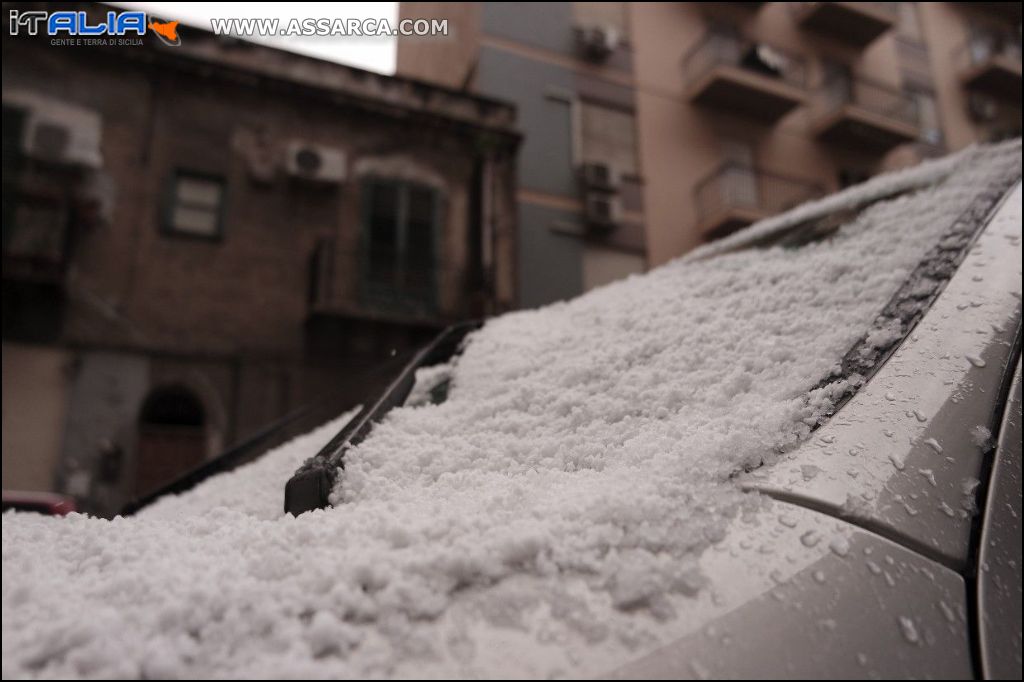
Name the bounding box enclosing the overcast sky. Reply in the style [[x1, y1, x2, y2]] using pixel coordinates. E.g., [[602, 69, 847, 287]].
[[114, 2, 398, 74]]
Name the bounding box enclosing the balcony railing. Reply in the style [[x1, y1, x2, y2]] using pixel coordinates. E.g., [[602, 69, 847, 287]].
[[683, 29, 808, 90], [812, 75, 920, 152], [2, 185, 72, 284], [682, 29, 808, 120], [955, 31, 1023, 100], [817, 75, 919, 127], [694, 162, 823, 239], [308, 237, 477, 322]]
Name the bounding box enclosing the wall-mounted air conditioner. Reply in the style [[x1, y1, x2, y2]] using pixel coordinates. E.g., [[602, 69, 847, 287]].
[[4, 90, 103, 168], [584, 191, 621, 232], [575, 24, 620, 62], [285, 142, 347, 183], [579, 161, 621, 192]]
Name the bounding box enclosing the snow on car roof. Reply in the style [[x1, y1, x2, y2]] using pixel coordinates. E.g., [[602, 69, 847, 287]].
[[3, 139, 1020, 678]]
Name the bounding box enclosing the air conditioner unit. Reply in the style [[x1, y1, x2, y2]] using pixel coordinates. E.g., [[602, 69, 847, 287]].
[[27, 122, 71, 163], [576, 25, 620, 61], [5, 90, 103, 168], [285, 142, 347, 183], [584, 191, 621, 232], [967, 93, 998, 123], [579, 162, 620, 192]]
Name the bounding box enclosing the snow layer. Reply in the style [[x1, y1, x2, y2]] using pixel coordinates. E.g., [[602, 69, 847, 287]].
[[140, 410, 360, 521], [2, 140, 1020, 679]]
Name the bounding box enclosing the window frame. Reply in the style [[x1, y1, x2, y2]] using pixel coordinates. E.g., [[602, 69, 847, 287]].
[[358, 176, 443, 314], [576, 97, 640, 177], [161, 168, 227, 241]]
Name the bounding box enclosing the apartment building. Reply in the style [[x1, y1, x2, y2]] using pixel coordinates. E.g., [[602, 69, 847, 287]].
[[2, 2, 519, 513], [398, 2, 1022, 293]]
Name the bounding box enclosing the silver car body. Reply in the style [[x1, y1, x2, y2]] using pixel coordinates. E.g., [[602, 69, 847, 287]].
[[612, 182, 1022, 679]]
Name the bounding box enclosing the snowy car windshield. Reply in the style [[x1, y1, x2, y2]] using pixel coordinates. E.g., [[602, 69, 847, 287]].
[[3, 141, 1020, 679]]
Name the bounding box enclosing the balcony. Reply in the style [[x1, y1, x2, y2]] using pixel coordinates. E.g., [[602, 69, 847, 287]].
[[970, 3, 1023, 22], [307, 237, 478, 327], [683, 30, 807, 121], [2, 183, 72, 285], [811, 77, 920, 153], [956, 35, 1022, 102], [694, 162, 823, 240], [793, 2, 898, 47]]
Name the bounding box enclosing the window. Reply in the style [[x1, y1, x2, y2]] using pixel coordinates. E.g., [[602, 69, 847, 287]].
[[579, 101, 638, 175], [907, 87, 944, 147], [361, 178, 441, 312], [164, 171, 225, 238]]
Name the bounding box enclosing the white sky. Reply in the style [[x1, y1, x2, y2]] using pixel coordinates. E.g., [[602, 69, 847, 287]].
[[113, 2, 398, 74]]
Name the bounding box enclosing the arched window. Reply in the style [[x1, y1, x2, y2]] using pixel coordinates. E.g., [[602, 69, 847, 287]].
[[135, 385, 207, 496]]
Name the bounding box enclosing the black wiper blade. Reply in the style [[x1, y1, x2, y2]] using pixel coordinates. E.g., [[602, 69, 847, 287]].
[[283, 320, 481, 516]]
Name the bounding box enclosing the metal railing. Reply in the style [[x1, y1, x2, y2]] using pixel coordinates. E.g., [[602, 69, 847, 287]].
[[815, 75, 920, 127], [695, 162, 823, 227], [682, 28, 807, 90], [954, 30, 1023, 70], [308, 237, 478, 320], [2, 185, 72, 283]]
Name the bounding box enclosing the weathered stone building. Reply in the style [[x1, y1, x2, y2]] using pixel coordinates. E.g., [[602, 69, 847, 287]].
[[2, 2, 519, 513]]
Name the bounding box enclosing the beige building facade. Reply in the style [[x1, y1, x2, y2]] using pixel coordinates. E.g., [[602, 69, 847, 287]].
[[399, 2, 1021, 273]]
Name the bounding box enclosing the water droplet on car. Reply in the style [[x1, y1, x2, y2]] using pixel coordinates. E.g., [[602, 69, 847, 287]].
[[966, 354, 986, 368], [829, 536, 851, 558], [898, 616, 921, 645], [923, 438, 943, 454], [800, 530, 821, 548], [778, 514, 798, 528]]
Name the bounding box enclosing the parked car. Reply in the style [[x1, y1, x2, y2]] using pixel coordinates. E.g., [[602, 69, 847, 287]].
[[2, 142, 1020, 679], [1, 490, 76, 516]]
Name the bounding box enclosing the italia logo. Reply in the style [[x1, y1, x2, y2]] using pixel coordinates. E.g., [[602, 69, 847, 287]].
[[8, 9, 182, 46]]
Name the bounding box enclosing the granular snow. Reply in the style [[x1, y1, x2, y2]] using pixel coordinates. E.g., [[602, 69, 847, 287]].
[[141, 410, 360, 522], [2, 140, 1020, 679]]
